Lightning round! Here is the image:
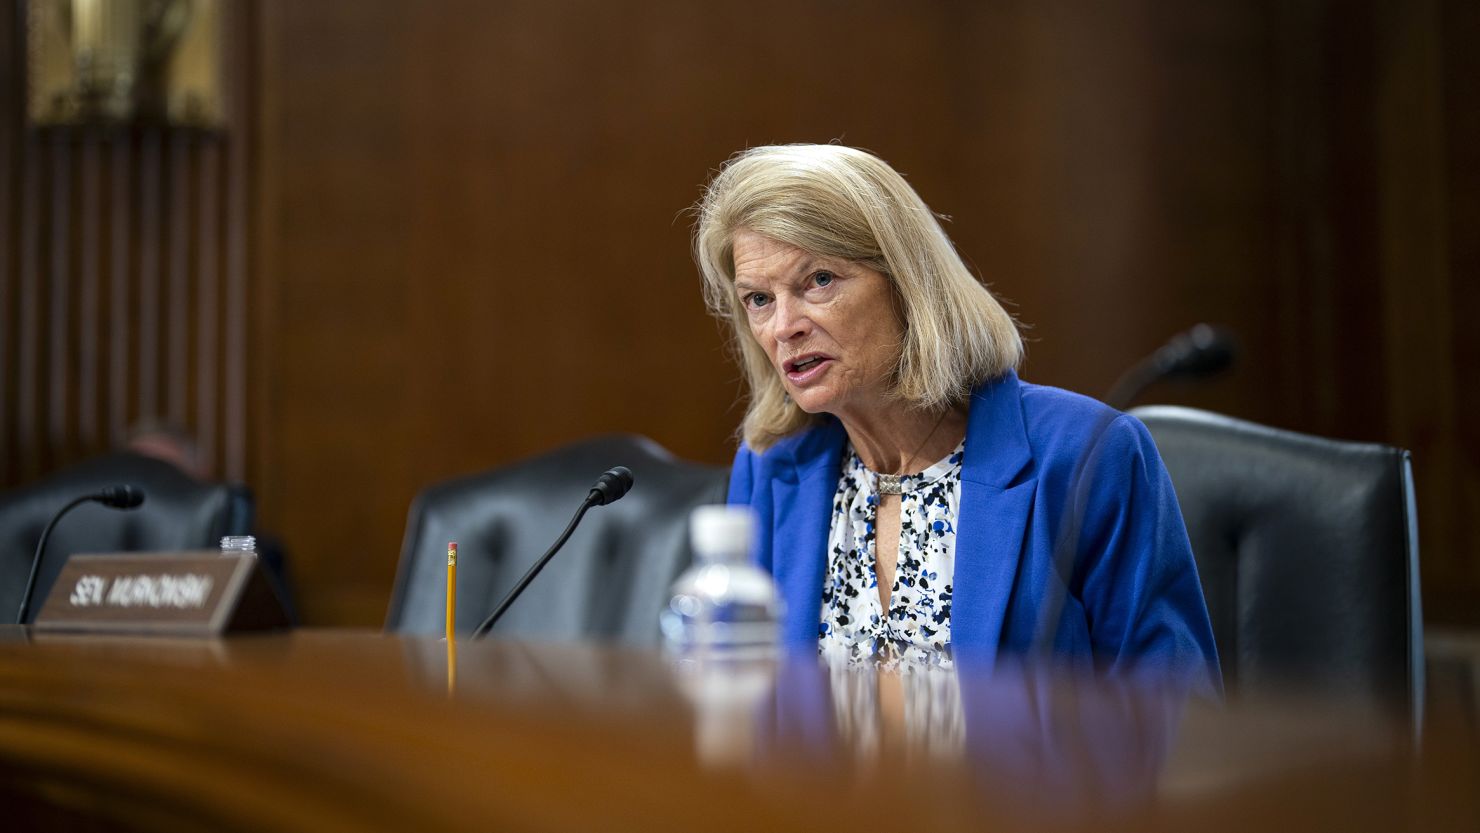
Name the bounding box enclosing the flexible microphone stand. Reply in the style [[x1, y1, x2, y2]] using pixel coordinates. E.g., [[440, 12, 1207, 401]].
[[470, 467, 632, 640], [15, 486, 145, 625], [1105, 324, 1237, 410]]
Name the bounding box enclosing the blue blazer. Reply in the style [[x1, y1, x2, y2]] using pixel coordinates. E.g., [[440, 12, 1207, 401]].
[[728, 371, 1221, 695]]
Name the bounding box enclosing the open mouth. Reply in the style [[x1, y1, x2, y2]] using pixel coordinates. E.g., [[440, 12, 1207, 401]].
[[784, 353, 832, 378]]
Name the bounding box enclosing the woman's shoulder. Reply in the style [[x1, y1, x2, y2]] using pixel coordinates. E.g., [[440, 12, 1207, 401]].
[[1016, 377, 1122, 426], [1009, 377, 1155, 468]]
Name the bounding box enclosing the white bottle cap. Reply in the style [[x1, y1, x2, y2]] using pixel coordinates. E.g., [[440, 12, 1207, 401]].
[[689, 505, 755, 561]]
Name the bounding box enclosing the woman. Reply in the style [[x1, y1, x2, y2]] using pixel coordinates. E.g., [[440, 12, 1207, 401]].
[[694, 144, 1219, 692]]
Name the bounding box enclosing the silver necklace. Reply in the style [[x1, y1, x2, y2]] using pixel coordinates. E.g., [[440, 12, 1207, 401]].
[[871, 411, 948, 497]]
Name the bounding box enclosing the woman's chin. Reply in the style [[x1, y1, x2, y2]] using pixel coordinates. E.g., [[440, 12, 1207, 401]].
[[792, 389, 855, 417], [787, 391, 832, 415]]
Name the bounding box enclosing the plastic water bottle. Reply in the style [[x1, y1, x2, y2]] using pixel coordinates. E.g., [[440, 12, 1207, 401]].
[[660, 505, 783, 658]]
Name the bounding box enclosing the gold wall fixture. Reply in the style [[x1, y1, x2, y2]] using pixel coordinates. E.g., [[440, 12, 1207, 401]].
[[27, 0, 224, 128]]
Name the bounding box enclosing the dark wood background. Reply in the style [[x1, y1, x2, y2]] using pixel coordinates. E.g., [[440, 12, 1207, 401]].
[[3, 0, 1475, 627]]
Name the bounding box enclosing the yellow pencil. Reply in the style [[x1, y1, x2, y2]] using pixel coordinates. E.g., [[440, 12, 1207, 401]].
[[447, 632, 457, 697], [446, 541, 457, 643]]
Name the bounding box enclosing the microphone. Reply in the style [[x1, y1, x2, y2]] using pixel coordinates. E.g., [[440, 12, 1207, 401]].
[[95, 484, 146, 509], [1105, 324, 1238, 410], [16, 485, 147, 624], [1151, 324, 1237, 379], [586, 466, 634, 506], [471, 466, 634, 640]]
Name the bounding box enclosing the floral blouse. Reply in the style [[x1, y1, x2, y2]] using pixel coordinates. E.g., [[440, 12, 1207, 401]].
[[818, 439, 966, 666]]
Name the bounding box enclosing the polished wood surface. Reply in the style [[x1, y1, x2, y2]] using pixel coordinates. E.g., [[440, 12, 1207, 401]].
[[0, 631, 1475, 832]]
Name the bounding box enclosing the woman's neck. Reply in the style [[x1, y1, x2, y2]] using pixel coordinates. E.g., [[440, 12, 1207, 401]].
[[839, 402, 968, 476]]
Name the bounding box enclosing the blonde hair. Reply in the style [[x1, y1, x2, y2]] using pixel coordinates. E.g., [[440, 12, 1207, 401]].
[[694, 144, 1023, 451]]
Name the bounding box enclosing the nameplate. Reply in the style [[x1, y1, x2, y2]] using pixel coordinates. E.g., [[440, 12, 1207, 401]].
[[33, 551, 290, 636]]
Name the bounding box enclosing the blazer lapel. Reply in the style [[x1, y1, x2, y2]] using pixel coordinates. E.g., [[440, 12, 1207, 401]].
[[772, 420, 846, 648], [951, 372, 1036, 666]]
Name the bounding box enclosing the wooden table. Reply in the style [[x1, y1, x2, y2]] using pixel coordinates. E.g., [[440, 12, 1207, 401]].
[[0, 630, 1475, 832]]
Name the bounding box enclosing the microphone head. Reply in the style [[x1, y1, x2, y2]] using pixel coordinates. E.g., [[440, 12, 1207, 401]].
[[95, 484, 146, 509], [1155, 324, 1237, 379], [587, 466, 634, 506]]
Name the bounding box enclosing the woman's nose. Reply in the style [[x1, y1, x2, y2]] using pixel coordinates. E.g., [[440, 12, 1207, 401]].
[[770, 297, 811, 343]]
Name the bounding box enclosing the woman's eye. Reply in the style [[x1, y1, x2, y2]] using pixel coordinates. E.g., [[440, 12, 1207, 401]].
[[813, 271, 834, 287], [744, 293, 770, 309]]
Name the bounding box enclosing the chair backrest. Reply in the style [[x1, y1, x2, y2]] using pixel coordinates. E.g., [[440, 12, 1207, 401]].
[[386, 435, 729, 644], [0, 453, 256, 623], [1132, 406, 1423, 723]]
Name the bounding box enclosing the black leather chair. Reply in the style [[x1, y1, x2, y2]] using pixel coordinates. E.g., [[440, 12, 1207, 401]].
[[0, 452, 256, 624], [1132, 406, 1424, 726], [386, 435, 729, 643]]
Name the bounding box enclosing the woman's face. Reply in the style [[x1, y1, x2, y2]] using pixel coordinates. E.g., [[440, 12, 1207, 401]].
[[731, 229, 903, 422]]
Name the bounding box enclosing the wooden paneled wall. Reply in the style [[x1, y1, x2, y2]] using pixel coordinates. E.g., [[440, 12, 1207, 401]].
[[250, 0, 1477, 627], [0, 1, 252, 487]]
